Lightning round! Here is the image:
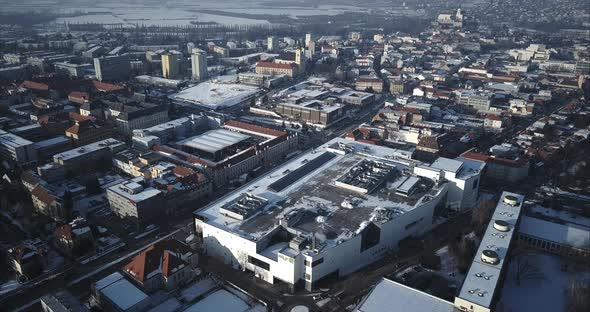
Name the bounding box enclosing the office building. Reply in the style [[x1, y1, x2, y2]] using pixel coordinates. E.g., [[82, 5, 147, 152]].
[[94, 55, 131, 82], [0, 129, 38, 166], [107, 177, 164, 226]]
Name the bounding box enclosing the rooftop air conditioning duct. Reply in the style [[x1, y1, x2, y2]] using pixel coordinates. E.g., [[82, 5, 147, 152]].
[[481, 250, 500, 265], [503, 195, 519, 206], [493, 220, 510, 232]]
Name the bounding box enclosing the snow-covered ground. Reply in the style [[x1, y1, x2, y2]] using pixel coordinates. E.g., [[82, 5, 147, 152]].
[[55, 8, 271, 27], [435, 246, 464, 285], [498, 252, 590, 312]]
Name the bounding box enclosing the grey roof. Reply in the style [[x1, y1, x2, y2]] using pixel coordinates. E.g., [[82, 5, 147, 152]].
[[457, 192, 524, 309], [519, 216, 590, 250], [95, 272, 148, 311], [430, 157, 464, 173], [179, 129, 250, 154], [356, 278, 455, 312]]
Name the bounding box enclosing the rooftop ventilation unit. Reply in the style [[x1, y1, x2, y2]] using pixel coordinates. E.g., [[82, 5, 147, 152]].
[[481, 250, 500, 265], [503, 195, 519, 206], [493, 220, 510, 232]]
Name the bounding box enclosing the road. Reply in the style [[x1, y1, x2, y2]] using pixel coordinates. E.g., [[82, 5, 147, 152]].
[[1, 224, 187, 310]]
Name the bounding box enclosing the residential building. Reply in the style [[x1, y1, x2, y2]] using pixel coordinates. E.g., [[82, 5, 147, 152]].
[[105, 99, 169, 135], [191, 48, 207, 81], [52, 138, 125, 175], [94, 55, 131, 82], [54, 62, 92, 78], [162, 53, 180, 79], [256, 61, 298, 78], [31, 184, 68, 222], [458, 90, 493, 111], [0, 129, 38, 166], [460, 151, 529, 183], [107, 177, 165, 226], [65, 118, 113, 146], [276, 100, 345, 127], [267, 36, 278, 52], [6, 239, 47, 280], [54, 218, 95, 258], [356, 77, 384, 93], [122, 239, 198, 293]]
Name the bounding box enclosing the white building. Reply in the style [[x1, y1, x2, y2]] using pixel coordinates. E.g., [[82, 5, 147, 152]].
[[0, 129, 37, 166], [191, 48, 207, 82], [416, 157, 485, 210], [195, 138, 482, 291], [455, 192, 524, 312]]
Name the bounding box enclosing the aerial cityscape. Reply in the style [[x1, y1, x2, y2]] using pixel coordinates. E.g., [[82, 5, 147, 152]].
[[0, 0, 589, 312]]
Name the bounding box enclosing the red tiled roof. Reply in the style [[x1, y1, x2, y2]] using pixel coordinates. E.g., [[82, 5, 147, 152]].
[[224, 120, 286, 137], [54, 224, 73, 240], [256, 61, 296, 70], [172, 166, 195, 178], [21, 80, 49, 91], [21, 170, 40, 186], [31, 185, 56, 206], [461, 151, 528, 168], [122, 239, 191, 283], [69, 112, 90, 123], [66, 124, 80, 135], [91, 80, 125, 93], [485, 114, 502, 121]]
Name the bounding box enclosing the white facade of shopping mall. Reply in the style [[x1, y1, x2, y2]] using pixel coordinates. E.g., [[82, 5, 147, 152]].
[[195, 138, 483, 291]]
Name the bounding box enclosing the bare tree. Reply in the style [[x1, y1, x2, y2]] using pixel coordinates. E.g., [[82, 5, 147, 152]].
[[514, 254, 543, 285], [472, 200, 496, 237], [566, 279, 590, 312]]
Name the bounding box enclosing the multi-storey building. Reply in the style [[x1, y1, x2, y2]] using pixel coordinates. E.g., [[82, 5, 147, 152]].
[[256, 62, 298, 78], [0, 129, 38, 166], [161, 53, 180, 79], [107, 177, 164, 226], [195, 138, 482, 291], [94, 55, 131, 82], [190, 49, 207, 81]]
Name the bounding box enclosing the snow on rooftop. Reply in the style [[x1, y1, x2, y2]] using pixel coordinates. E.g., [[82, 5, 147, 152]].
[[170, 82, 261, 110], [179, 129, 250, 154], [457, 192, 524, 309], [53, 138, 123, 162], [95, 272, 148, 311], [430, 157, 463, 173], [357, 278, 455, 312], [519, 216, 590, 249], [183, 289, 250, 312], [195, 138, 441, 249]]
